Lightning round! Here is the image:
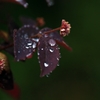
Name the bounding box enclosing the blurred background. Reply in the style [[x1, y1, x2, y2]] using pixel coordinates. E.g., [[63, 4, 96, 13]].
[[0, 0, 100, 100]]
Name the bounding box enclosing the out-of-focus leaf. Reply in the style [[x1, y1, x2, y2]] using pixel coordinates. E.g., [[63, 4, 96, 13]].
[[0, 0, 28, 8], [13, 25, 39, 61], [0, 52, 14, 90], [38, 36, 60, 77], [0, 30, 9, 42]]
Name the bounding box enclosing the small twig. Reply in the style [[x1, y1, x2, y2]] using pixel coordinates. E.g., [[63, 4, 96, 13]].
[[31, 27, 61, 38], [44, 27, 61, 34], [0, 43, 13, 51], [0, 27, 61, 51]]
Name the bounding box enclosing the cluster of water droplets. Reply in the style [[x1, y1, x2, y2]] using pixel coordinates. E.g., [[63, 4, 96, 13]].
[[25, 41, 36, 49]]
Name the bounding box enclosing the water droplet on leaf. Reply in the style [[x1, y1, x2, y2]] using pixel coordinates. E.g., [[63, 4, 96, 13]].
[[44, 63, 49, 67], [49, 49, 54, 52], [32, 42, 36, 48], [48, 39, 56, 46]]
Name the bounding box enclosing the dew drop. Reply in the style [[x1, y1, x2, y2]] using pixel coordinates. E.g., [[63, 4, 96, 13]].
[[44, 63, 49, 67], [32, 38, 39, 42], [24, 34, 28, 39], [41, 48, 43, 50], [18, 51, 20, 53], [57, 64, 59, 66], [32, 42, 36, 48], [44, 34, 48, 37], [48, 39, 56, 46], [37, 52, 40, 55], [27, 42, 32, 45], [49, 49, 54, 52], [46, 74, 49, 77], [26, 46, 29, 49], [57, 58, 59, 60], [24, 3, 28, 8]]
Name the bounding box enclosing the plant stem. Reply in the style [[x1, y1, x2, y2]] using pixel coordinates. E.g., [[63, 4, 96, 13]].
[[0, 27, 61, 50], [31, 27, 61, 38], [0, 43, 13, 51]]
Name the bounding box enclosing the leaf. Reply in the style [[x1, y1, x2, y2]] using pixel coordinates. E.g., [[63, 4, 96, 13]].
[[0, 17, 19, 56], [0, 52, 14, 90], [0, 30, 9, 42], [38, 36, 60, 77], [0, 70, 13, 90], [13, 25, 39, 61], [0, 0, 28, 8], [39, 27, 72, 51]]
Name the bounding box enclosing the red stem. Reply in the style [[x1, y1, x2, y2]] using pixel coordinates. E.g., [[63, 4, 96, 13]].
[[0, 27, 61, 51]]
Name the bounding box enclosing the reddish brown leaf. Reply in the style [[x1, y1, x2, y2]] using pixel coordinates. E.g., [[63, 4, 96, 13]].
[[38, 36, 60, 77], [0, 52, 14, 90], [13, 25, 39, 61]]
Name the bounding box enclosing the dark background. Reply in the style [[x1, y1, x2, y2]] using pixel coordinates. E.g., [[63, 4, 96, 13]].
[[0, 0, 100, 100]]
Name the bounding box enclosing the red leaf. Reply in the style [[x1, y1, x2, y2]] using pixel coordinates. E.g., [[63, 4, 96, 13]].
[[38, 36, 60, 77], [13, 25, 39, 61], [4, 83, 20, 100]]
